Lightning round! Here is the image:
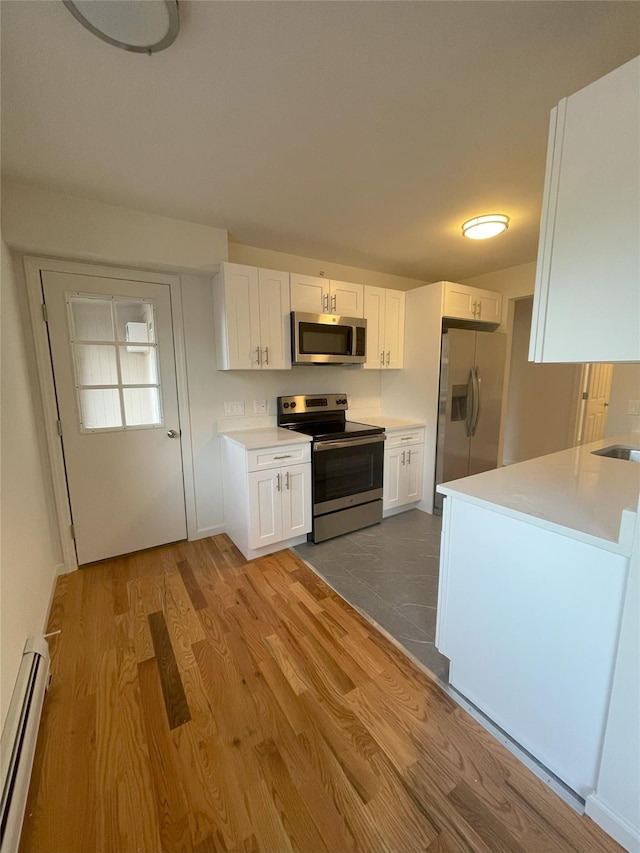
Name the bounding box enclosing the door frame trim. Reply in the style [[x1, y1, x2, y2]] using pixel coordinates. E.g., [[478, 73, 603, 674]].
[[24, 256, 196, 571]]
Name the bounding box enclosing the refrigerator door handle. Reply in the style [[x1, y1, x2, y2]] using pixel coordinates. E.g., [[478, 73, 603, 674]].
[[471, 366, 481, 436], [465, 368, 474, 438]]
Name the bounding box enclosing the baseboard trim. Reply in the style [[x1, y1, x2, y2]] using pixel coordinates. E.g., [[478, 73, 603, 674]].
[[189, 524, 226, 542], [586, 793, 640, 852]]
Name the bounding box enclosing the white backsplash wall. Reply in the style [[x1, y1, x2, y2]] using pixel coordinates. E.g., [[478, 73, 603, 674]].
[[180, 275, 383, 537]]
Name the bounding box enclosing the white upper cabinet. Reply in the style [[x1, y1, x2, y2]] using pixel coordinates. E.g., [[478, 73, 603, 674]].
[[290, 273, 364, 317], [442, 281, 502, 324], [364, 285, 406, 369], [530, 56, 640, 363], [213, 263, 291, 370]]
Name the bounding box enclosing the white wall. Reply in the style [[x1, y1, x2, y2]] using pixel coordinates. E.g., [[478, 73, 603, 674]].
[[0, 241, 63, 729], [605, 363, 640, 437], [503, 298, 582, 464], [229, 243, 428, 292]]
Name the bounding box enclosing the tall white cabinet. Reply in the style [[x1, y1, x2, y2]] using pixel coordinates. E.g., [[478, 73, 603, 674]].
[[213, 263, 291, 370], [363, 286, 405, 369], [530, 55, 640, 363]]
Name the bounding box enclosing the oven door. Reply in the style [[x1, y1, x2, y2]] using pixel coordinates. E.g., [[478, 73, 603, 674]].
[[313, 435, 385, 514]]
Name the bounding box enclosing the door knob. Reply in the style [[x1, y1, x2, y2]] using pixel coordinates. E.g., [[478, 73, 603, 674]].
[[167, 429, 180, 438]]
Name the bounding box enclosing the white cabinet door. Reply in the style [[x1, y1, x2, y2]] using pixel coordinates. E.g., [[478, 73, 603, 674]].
[[443, 282, 477, 321], [290, 273, 329, 313], [530, 56, 640, 363], [384, 289, 405, 369], [363, 285, 385, 369], [258, 268, 291, 370], [476, 290, 502, 324], [330, 280, 364, 317], [404, 443, 423, 503], [213, 263, 258, 370], [363, 286, 405, 369], [248, 469, 282, 549], [383, 447, 403, 510], [281, 464, 312, 540]]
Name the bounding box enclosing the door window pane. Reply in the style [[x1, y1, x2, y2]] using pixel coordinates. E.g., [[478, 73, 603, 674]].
[[79, 389, 122, 429], [123, 387, 161, 426], [119, 346, 158, 385], [69, 297, 115, 341], [115, 300, 156, 343], [74, 344, 118, 386]]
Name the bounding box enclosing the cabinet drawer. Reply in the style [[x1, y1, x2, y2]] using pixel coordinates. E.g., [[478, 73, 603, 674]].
[[385, 428, 425, 449], [247, 443, 311, 472]]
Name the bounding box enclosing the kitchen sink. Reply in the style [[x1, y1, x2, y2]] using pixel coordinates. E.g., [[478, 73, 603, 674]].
[[591, 444, 640, 462]]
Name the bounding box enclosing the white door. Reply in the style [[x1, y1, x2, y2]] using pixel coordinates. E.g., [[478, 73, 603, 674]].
[[578, 364, 614, 444], [405, 444, 424, 503], [330, 280, 364, 317], [384, 289, 405, 369], [42, 271, 187, 564], [383, 448, 403, 510], [363, 286, 385, 369]]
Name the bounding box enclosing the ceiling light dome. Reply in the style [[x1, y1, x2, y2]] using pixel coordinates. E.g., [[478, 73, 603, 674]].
[[63, 0, 179, 54], [462, 214, 510, 240]]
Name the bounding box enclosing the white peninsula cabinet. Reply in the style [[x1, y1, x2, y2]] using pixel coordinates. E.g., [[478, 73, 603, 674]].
[[363, 286, 405, 369], [213, 263, 291, 370], [221, 430, 312, 560], [382, 425, 425, 513], [530, 56, 640, 363], [436, 437, 639, 800], [290, 273, 364, 317]]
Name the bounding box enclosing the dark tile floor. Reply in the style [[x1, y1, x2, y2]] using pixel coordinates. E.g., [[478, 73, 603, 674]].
[[295, 509, 450, 681]]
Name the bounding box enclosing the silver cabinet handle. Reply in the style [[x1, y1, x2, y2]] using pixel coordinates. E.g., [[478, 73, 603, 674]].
[[276, 472, 281, 492], [401, 450, 406, 466], [323, 293, 329, 312], [407, 449, 412, 464], [380, 351, 384, 366], [273, 454, 292, 460], [386, 350, 391, 366], [400, 436, 413, 441], [477, 301, 482, 318], [285, 471, 290, 490], [331, 294, 336, 312], [262, 346, 269, 365], [167, 429, 179, 438], [254, 346, 261, 365]]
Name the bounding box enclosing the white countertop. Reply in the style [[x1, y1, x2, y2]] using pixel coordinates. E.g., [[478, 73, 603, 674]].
[[356, 416, 426, 430], [220, 427, 311, 451], [437, 434, 640, 555]]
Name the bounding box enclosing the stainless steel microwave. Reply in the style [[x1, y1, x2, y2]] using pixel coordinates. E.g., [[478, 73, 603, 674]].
[[291, 312, 367, 364]]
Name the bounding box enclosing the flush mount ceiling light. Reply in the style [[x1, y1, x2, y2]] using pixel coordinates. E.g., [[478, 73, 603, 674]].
[[461, 214, 510, 240], [63, 0, 179, 54]]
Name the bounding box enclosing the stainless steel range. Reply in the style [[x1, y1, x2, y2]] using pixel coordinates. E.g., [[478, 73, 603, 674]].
[[277, 394, 385, 543]]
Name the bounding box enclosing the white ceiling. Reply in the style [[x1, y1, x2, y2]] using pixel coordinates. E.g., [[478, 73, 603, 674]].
[[1, 1, 639, 282]]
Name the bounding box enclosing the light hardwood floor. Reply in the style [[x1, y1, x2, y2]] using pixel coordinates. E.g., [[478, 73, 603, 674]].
[[20, 535, 622, 853]]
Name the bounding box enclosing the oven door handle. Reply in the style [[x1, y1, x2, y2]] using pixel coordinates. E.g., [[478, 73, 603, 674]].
[[314, 435, 386, 451]]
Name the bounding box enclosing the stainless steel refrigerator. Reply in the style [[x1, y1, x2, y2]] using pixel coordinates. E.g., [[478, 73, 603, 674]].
[[434, 328, 506, 511]]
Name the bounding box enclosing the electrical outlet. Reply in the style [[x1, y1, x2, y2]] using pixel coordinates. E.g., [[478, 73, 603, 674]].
[[253, 400, 268, 415], [627, 400, 640, 415], [224, 401, 245, 416]]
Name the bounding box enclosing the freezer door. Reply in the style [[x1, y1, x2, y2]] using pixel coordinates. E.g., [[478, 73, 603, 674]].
[[436, 329, 476, 494], [469, 331, 506, 475]]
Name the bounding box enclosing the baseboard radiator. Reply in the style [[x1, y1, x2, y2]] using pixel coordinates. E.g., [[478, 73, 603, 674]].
[[0, 638, 50, 853]]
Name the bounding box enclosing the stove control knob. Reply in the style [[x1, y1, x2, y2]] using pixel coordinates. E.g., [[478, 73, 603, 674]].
[[283, 402, 290, 408], [291, 402, 297, 408]]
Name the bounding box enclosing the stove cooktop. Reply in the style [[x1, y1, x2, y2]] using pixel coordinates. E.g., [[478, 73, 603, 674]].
[[283, 420, 384, 441]]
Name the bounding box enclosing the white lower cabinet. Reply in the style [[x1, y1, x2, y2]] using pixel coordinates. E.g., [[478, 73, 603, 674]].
[[221, 436, 312, 560], [248, 464, 311, 550], [383, 428, 424, 512]]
